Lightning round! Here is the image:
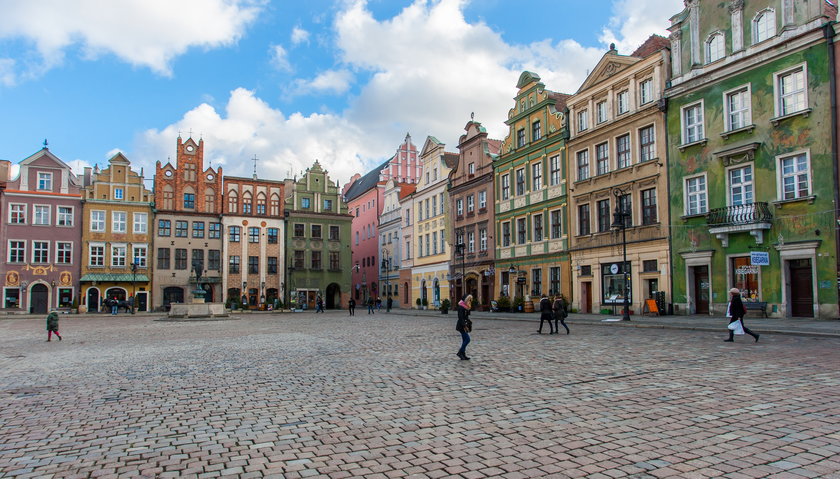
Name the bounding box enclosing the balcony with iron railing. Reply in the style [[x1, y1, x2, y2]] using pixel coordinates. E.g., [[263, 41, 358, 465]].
[[706, 202, 772, 246]]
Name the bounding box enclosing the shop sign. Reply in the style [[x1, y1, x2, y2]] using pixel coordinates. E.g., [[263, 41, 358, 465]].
[[750, 252, 770, 266]]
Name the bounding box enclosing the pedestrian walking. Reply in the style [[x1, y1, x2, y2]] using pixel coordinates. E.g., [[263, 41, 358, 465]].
[[376, 296, 382, 311], [455, 294, 473, 360], [725, 288, 760, 343], [553, 294, 570, 335], [538, 294, 554, 334], [368, 297, 375, 314], [110, 297, 118, 315], [315, 295, 324, 313], [348, 298, 356, 316], [46, 309, 61, 342]]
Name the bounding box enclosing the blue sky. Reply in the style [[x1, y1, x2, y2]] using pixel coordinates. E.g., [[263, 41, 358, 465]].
[[0, 0, 682, 184]]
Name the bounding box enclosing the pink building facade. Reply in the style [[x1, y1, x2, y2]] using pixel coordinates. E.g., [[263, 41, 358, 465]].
[[344, 134, 421, 302]]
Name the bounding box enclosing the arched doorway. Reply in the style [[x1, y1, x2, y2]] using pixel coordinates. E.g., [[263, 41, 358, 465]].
[[403, 282, 409, 305], [325, 283, 340, 309], [30, 283, 49, 314], [163, 287, 184, 310], [420, 280, 427, 307], [87, 288, 100, 313], [466, 276, 478, 303], [105, 288, 126, 303], [433, 278, 440, 306]]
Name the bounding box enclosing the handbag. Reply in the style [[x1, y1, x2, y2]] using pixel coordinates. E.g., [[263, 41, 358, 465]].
[[727, 319, 745, 335]]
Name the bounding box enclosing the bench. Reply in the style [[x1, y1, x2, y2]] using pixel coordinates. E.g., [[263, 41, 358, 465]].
[[743, 301, 768, 318]]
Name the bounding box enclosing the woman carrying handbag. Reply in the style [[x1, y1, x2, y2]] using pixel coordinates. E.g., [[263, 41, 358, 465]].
[[725, 288, 760, 343], [455, 295, 473, 360]]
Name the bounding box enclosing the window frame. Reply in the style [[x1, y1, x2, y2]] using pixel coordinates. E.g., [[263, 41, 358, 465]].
[[37, 172, 53, 191], [597, 199, 611, 233], [617, 90, 629, 115], [56, 241, 73, 264], [639, 79, 653, 105], [531, 162, 542, 190], [576, 149, 590, 181], [681, 101, 705, 145], [753, 8, 776, 44], [501, 174, 510, 200], [595, 142, 610, 176], [776, 151, 811, 201], [533, 213, 543, 242], [57, 206, 73, 226], [8, 240, 26, 263], [9, 203, 26, 224], [596, 100, 608, 124], [639, 125, 655, 162], [33, 204, 50, 226], [705, 32, 725, 63], [90, 210, 105, 232], [549, 155, 561, 186], [616, 133, 631, 169], [684, 174, 709, 216], [133, 212, 148, 234], [577, 109, 588, 132], [774, 63, 808, 118], [112, 211, 127, 233], [724, 84, 752, 131], [578, 204, 590, 236], [175, 220, 188, 238], [727, 163, 754, 207], [641, 188, 658, 225]]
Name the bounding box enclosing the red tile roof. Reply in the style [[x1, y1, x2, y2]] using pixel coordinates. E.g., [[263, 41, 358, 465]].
[[631, 34, 670, 58]]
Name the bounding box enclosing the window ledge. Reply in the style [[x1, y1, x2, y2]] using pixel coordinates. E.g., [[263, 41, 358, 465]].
[[720, 124, 755, 139], [770, 108, 811, 126], [678, 138, 708, 151], [680, 213, 708, 220], [772, 195, 816, 207]]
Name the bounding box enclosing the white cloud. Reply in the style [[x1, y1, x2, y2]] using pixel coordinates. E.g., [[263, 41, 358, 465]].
[[0, 0, 262, 80], [599, 0, 682, 53], [0, 58, 16, 86], [291, 26, 311, 45], [270, 44, 292, 71], [289, 69, 354, 96], [67, 159, 92, 177]]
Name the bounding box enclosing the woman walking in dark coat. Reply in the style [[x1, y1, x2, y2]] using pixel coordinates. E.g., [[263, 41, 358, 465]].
[[537, 294, 554, 334], [725, 288, 759, 342], [348, 298, 356, 316], [46, 310, 61, 341], [455, 294, 473, 360], [553, 294, 570, 334]]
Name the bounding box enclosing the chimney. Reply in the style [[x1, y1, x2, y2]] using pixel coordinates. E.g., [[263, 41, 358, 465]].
[[83, 167, 92, 187], [0, 160, 11, 182]]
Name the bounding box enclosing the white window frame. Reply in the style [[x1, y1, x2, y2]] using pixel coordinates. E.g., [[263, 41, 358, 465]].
[[133, 212, 147, 234], [531, 162, 542, 190], [753, 8, 776, 44], [56, 241, 73, 264], [776, 151, 811, 201], [8, 203, 26, 224], [466, 195, 475, 213], [111, 244, 127, 267], [468, 163, 475, 175], [37, 172, 53, 191], [596, 100, 608, 124], [549, 155, 561, 186], [639, 124, 656, 162], [456, 198, 464, 216], [616, 133, 631, 169], [89, 243, 105, 267], [90, 210, 105, 232], [681, 101, 705, 145], [774, 63, 808, 117], [479, 228, 487, 251], [33, 204, 50, 225], [114, 187, 124, 200], [515, 168, 525, 196], [724, 84, 752, 131], [617, 90, 629, 115], [501, 174, 510, 200], [684, 174, 709, 216], [8, 240, 25, 263], [639, 79, 653, 105], [57, 206, 73, 226], [467, 231, 475, 253], [595, 142, 610, 176], [705, 32, 725, 63], [132, 244, 148, 268], [727, 163, 754, 207], [32, 240, 49, 264], [478, 190, 487, 210], [577, 109, 588, 132], [112, 211, 127, 233]]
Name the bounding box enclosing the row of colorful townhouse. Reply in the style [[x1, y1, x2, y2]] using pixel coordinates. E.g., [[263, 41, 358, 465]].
[[0, 137, 353, 314], [350, 0, 840, 318]]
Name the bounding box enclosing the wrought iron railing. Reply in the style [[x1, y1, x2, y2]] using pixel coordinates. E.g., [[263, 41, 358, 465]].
[[707, 202, 772, 227]]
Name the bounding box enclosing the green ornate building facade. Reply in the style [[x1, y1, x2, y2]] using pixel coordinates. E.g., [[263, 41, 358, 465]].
[[285, 160, 352, 310], [494, 72, 572, 304], [666, 0, 838, 318]]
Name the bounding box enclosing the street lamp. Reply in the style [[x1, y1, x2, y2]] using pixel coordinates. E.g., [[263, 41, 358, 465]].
[[381, 250, 391, 312], [455, 243, 466, 300], [611, 187, 632, 321], [130, 259, 138, 314]]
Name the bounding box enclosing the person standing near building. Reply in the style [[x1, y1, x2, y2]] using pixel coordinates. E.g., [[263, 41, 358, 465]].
[[538, 294, 554, 334], [348, 298, 356, 316], [110, 297, 119, 315], [46, 310, 61, 342], [455, 295, 473, 360], [553, 294, 570, 335], [315, 295, 324, 313], [725, 288, 759, 342], [368, 297, 375, 314]]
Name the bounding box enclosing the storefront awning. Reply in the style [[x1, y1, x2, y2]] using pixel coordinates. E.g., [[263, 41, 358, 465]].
[[80, 273, 150, 282]]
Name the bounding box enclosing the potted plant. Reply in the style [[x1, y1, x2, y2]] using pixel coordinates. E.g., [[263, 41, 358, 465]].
[[497, 296, 510, 312], [513, 296, 525, 312], [421, 298, 429, 310], [440, 298, 451, 314], [416, 297, 422, 310]]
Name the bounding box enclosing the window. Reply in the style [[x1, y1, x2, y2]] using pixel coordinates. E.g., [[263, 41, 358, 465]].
[[175, 220, 188, 237], [779, 153, 810, 200], [418, 237, 423, 257], [329, 251, 340, 270], [432, 231, 438, 254], [639, 79, 653, 105], [329, 225, 339, 240], [9, 204, 25, 224], [577, 150, 590, 181], [425, 199, 430, 218], [776, 66, 806, 116], [209, 223, 221, 239], [34, 205, 50, 225], [256, 196, 266, 215], [133, 245, 147, 268], [229, 226, 240, 242], [248, 227, 260, 243], [311, 251, 322, 269], [270, 194, 280, 216], [706, 33, 725, 63], [89, 244, 104, 267], [548, 155, 561, 186], [242, 192, 253, 214], [8, 241, 25, 262], [440, 232, 445, 254], [639, 126, 655, 162], [111, 245, 126, 267], [532, 120, 541, 141], [517, 128, 525, 147], [479, 228, 487, 251], [311, 224, 322, 239], [616, 134, 631, 169], [642, 189, 657, 225], [550, 210, 561, 239], [56, 242, 72, 264], [468, 163, 475, 175], [112, 212, 126, 233], [466, 195, 475, 213], [502, 222, 511, 247], [478, 190, 487, 210], [267, 257, 278, 274], [91, 210, 105, 232], [324, 199, 333, 212], [617, 90, 629, 115], [183, 193, 195, 209], [228, 191, 238, 213], [685, 176, 708, 215], [596, 143, 609, 176], [184, 163, 196, 182], [205, 189, 216, 213], [37, 172, 52, 190], [157, 248, 170, 269], [228, 255, 240, 274], [163, 186, 174, 210], [57, 207, 73, 226], [467, 231, 475, 252], [291, 223, 304, 238], [114, 188, 124, 200], [597, 199, 611, 233], [532, 162, 542, 190], [533, 213, 543, 242], [133, 213, 147, 234], [577, 110, 588, 132], [301, 197, 311, 209], [501, 174, 510, 200], [682, 102, 704, 144], [580, 265, 592, 276], [726, 87, 751, 131], [729, 165, 753, 206], [405, 240, 411, 259], [516, 218, 527, 244], [293, 250, 304, 269], [432, 196, 437, 217], [753, 9, 776, 44], [532, 269, 542, 296], [208, 250, 220, 270], [643, 259, 658, 273], [453, 199, 460, 218], [550, 267, 561, 295], [578, 204, 590, 235], [618, 194, 632, 228], [248, 256, 259, 274], [192, 221, 205, 238], [267, 228, 278, 244], [596, 101, 608, 124]]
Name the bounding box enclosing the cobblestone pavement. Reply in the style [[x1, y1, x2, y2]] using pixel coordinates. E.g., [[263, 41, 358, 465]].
[[1, 312, 839, 479]]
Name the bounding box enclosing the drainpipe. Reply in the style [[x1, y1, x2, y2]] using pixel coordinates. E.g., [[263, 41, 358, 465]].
[[661, 92, 675, 316], [826, 22, 840, 316]]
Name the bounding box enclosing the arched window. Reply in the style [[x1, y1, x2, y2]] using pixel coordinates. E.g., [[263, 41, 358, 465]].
[[753, 9, 775, 44], [256, 192, 267, 215], [706, 33, 724, 63], [183, 185, 195, 209], [227, 190, 238, 214], [205, 187, 216, 213], [242, 191, 253, 214], [270, 194, 280, 216], [163, 185, 174, 210]]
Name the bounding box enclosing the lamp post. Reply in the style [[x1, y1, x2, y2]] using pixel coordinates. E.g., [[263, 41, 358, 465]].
[[611, 187, 632, 321], [381, 249, 391, 312], [242, 281, 247, 308], [455, 243, 466, 300], [130, 259, 138, 314]]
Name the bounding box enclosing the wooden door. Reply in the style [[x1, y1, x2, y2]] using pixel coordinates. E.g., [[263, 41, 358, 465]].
[[581, 282, 592, 313], [31, 284, 48, 314], [789, 259, 814, 317], [693, 266, 709, 314]]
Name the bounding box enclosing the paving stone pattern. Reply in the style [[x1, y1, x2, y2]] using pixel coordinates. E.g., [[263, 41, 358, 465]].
[[1, 312, 840, 478]]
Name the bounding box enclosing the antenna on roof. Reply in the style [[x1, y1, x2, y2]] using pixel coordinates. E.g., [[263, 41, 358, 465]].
[[43, 138, 48, 149], [471, 112, 474, 120]]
